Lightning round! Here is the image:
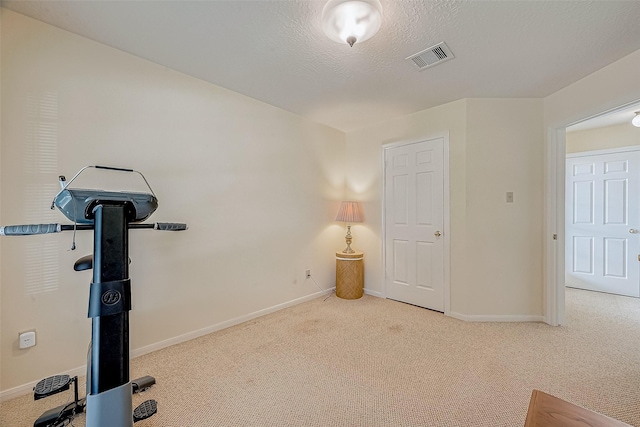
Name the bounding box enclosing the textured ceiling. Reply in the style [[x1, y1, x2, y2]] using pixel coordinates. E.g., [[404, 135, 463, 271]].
[[3, 0, 640, 132]]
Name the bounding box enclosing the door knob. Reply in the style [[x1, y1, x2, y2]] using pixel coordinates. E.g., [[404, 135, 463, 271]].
[[630, 229, 638, 234], [434, 230, 442, 238]]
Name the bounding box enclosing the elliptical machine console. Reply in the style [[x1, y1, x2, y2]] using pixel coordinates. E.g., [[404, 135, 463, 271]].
[[1, 166, 187, 427]]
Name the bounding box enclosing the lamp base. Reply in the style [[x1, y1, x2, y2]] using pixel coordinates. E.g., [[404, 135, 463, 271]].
[[342, 225, 355, 253]]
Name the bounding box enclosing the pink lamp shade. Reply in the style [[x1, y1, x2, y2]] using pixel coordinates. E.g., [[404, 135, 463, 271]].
[[335, 201, 363, 223]]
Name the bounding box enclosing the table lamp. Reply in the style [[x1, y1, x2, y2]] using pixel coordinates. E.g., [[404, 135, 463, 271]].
[[335, 201, 363, 253]]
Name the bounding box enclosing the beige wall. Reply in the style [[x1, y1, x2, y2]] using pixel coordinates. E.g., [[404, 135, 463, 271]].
[[1, 10, 345, 392], [566, 123, 640, 153], [545, 50, 640, 130], [345, 98, 544, 317], [465, 99, 543, 316]]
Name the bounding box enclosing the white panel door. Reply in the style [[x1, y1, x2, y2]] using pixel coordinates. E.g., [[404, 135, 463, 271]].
[[565, 149, 640, 297], [384, 138, 444, 311]]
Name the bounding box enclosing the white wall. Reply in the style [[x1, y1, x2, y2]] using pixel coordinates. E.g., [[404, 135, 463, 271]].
[[345, 98, 544, 318], [1, 10, 345, 393], [566, 123, 640, 153]]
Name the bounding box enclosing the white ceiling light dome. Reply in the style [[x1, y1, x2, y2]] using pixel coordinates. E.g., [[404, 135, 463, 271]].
[[633, 112, 640, 127], [322, 0, 383, 47]]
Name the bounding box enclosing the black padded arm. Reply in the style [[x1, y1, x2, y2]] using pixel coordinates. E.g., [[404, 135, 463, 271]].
[[74, 255, 93, 272]]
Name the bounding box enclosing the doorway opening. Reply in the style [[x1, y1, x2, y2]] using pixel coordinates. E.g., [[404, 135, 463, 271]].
[[558, 101, 640, 322]]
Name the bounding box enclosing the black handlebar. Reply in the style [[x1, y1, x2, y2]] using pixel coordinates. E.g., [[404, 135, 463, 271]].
[[95, 165, 134, 173], [0, 222, 188, 236], [154, 223, 188, 231]]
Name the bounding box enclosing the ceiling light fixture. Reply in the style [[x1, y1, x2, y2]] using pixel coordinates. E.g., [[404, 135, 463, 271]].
[[321, 0, 382, 47], [633, 112, 640, 127]]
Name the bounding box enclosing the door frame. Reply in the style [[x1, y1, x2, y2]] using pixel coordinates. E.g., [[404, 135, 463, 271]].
[[381, 132, 451, 315], [546, 99, 640, 326]]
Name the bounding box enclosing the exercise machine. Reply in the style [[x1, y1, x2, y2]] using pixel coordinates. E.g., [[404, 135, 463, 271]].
[[1, 166, 187, 427]]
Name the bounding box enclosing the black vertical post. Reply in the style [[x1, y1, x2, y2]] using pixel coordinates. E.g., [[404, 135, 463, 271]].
[[89, 204, 130, 395]]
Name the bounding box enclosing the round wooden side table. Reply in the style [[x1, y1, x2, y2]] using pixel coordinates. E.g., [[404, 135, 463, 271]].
[[335, 251, 364, 299]]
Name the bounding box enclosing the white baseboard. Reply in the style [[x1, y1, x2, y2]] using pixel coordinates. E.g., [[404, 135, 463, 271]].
[[363, 288, 383, 298], [448, 311, 544, 322], [0, 289, 330, 402]]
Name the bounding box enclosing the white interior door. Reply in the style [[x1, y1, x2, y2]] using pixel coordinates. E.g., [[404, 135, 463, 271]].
[[565, 149, 640, 297], [384, 138, 445, 311]]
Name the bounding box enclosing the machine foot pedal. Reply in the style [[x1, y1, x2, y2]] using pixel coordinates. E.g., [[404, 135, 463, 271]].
[[133, 399, 157, 422], [132, 376, 155, 393], [34, 375, 71, 400], [33, 399, 85, 427]]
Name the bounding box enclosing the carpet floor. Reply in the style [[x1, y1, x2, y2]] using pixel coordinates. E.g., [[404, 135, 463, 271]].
[[2, 287, 640, 426]]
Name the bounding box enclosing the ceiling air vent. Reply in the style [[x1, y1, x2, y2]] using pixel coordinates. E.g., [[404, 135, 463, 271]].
[[406, 42, 454, 71]]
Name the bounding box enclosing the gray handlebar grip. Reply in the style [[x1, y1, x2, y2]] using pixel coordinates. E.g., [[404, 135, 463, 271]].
[[154, 223, 188, 231], [0, 224, 61, 236]]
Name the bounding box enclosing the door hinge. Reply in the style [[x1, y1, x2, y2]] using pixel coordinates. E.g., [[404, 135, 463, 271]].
[[553, 234, 557, 240]]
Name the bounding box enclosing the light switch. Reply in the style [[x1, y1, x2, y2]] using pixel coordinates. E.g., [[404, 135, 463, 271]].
[[506, 192, 514, 203]]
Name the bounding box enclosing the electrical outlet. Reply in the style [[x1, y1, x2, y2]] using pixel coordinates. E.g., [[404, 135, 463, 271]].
[[19, 330, 36, 349], [305, 269, 311, 279], [506, 192, 514, 203]]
